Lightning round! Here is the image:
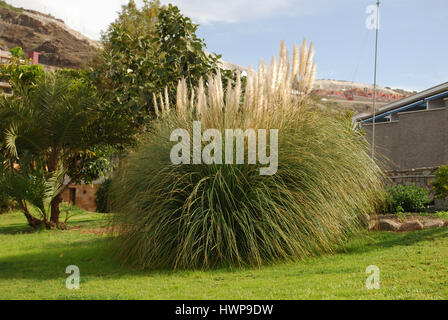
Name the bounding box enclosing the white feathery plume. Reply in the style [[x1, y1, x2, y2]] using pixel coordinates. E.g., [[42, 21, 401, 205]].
[[155, 40, 316, 122], [153, 93, 159, 118], [164, 87, 170, 111], [292, 44, 299, 82], [299, 39, 308, 79], [190, 85, 195, 109], [307, 62, 317, 94], [182, 78, 188, 109], [243, 66, 254, 111], [234, 72, 242, 112], [197, 77, 206, 115], [225, 78, 235, 113], [159, 92, 165, 113], [177, 80, 184, 112]]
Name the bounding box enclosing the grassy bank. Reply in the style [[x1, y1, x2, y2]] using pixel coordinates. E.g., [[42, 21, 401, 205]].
[[0, 211, 447, 300]]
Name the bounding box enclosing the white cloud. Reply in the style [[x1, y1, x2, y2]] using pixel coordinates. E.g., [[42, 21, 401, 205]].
[[6, 0, 128, 39], [163, 0, 312, 24], [5, 0, 331, 39]]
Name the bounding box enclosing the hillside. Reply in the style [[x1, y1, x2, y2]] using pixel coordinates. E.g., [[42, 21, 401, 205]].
[[0, 1, 100, 69], [312, 79, 415, 114]]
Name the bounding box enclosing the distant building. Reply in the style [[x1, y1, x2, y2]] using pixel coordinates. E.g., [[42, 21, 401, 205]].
[[355, 82, 448, 198], [356, 81, 448, 170], [60, 183, 101, 213]]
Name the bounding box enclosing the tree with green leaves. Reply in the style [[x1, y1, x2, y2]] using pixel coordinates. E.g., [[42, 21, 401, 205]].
[[0, 70, 131, 229], [90, 0, 223, 130]]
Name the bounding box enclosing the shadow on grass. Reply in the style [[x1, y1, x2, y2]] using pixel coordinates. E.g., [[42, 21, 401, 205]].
[[0, 223, 35, 235], [341, 228, 448, 255], [0, 215, 108, 235], [0, 236, 182, 281], [1, 221, 447, 281]]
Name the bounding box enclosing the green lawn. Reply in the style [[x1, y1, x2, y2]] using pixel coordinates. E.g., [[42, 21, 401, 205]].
[[0, 210, 447, 300]]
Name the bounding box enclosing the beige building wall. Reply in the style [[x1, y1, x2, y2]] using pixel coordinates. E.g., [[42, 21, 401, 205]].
[[363, 107, 448, 170]]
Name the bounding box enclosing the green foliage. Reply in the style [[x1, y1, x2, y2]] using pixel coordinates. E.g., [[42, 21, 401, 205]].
[[0, 0, 22, 12], [9, 47, 24, 58], [6, 64, 44, 86], [0, 72, 129, 227], [110, 107, 385, 270], [434, 211, 448, 219], [102, 0, 160, 42], [432, 165, 448, 199], [95, 178, 112, 213], [0, 155, 14, 214], [0, 167, 66, 222], [0, 197, 14, 214], [91, 1, 222, 129], [396, 211, 408, 222], [0, 47, 45, 88], [54, 68, 88, 83], [383, 185, 430, 213], [0, 180, 15, 214]]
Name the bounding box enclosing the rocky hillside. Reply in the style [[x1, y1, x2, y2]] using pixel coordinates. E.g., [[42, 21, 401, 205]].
[[0, 1, 100, 69], [313, 79, 414, 96], [312, 79, 415, 114]]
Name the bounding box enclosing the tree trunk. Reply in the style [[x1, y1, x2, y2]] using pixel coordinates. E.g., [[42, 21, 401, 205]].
[[50, 193, 62, 226], [47, 151, 64, 229], [24, 212, 44, 228], [20, 202, 44, 228]]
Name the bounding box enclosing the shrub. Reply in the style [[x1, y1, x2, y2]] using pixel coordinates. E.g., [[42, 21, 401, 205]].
[[0, 195, 14, 214], [109, 41, 385, 270], [434, 211, 448, 219], [0, 48, 45, 87], [0, 157, 14, 214], [384, 185, 430, 213], [95, 178, 112, 213], [432, 165, 448, 199]]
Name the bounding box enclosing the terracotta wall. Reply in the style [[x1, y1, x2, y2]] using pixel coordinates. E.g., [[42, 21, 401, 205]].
[[61, 184, 99, 212]]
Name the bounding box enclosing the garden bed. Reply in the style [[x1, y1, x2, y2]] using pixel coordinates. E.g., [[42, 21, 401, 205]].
[[370, 214, 448, 233]]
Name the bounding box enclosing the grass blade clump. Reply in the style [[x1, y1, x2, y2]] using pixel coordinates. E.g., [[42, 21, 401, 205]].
[[110, 40, 385, 270]]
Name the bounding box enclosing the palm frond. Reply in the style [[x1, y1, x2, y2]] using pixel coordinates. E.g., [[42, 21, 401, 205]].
[[44, 165, 67, 203]]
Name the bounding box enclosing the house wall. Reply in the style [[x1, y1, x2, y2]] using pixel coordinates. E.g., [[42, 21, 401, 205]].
[[61, 184, 99, 212], [363, 107, 448, 170]]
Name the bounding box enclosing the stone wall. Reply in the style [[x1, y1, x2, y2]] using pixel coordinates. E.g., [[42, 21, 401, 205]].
[[385, 167, 438, 195]]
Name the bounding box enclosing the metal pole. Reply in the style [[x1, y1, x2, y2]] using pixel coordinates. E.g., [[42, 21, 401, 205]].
[[372, 0, 380, 159]]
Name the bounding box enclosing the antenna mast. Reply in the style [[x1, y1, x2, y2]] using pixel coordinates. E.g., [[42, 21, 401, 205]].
[[372, 0, 380, 159]]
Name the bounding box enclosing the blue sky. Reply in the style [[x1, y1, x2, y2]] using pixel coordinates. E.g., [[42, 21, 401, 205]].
[[6, 0, 448, 91]]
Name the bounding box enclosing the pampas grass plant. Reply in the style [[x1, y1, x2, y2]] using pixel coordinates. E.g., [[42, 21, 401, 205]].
[[109, 40, 385, 270]]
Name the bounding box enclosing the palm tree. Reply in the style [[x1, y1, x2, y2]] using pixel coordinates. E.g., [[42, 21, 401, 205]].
[[0, 72, 110, 228]]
